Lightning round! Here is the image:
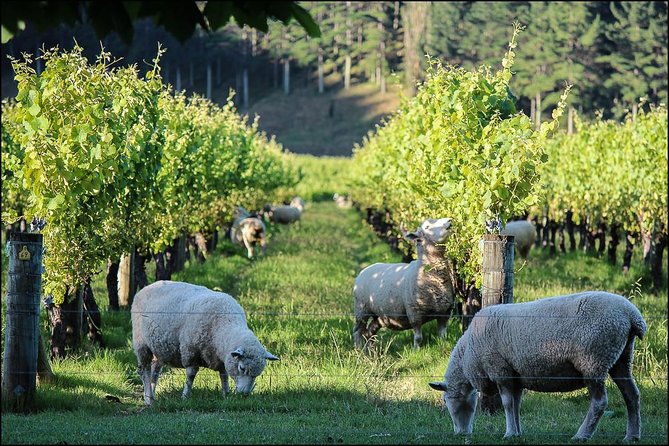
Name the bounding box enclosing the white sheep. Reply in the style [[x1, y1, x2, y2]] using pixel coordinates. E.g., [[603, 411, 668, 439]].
[[500, 220, 536, 258], [429, 291, 646, 442], [131, 280, 279, 405], [333, 193, 352, 208], [268, 205, 301, 224], [290, 196, 305, 213], [352, 217, 455, 350], [230, 207, 267, 259]]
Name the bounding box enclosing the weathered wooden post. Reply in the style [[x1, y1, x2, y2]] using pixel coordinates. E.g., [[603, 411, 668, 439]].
[[478, 233, 515, 414], [2, 232, 43, 412]]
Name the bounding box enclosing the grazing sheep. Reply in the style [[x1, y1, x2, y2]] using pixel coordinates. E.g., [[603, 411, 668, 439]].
[[501, 220, 536, 258], [333, 193, 352, 208], [267, 205, 301, 225], [352, 218, 455, 350], [290, 196, 305, 213], [230, 207, 267, 259], [131, 280, 279, 405], [429, 291, 646, 442]]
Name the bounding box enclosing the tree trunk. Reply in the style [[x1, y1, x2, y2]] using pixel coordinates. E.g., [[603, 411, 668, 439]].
[[567, 106, 574, 134], [134, 249, 149, 293], [622, 231, 635, 274], [206, 62, 212, 99], [106, 258, 120, 311], [318, 49, 324, 94], [565, 210, 576, 251], [82, 276, 104, 347], [596, 222, 607, 257], [283, 58, 290, 95], [47, 284, 83, 359], [175, 65, 182, 92], [154, 251, 171, 281], [36, 332, 55, 384], [649, 230, 667, 291], [402, 1, 431, 96], [243, 68, 249, 110], [535, 91, 542, 130], [608, 223, 620, 265]]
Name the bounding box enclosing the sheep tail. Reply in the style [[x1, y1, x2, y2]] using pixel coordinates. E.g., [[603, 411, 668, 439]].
[[630, 310, 648, 340]]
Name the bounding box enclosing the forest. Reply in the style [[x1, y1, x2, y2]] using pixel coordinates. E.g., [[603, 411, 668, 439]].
[[2, 1, 667, 127]]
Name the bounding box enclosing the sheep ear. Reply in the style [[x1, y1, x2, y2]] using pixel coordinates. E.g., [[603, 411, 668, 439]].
[[429, 381, 447, 391], [231, 347, 245, 359], [265, 351, 280, 361]]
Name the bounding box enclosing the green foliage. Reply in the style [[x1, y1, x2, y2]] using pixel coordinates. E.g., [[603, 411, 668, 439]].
[[1, 44, 299, 304], [1, 1, 320, 44], [536, 105, 668, 236], [349, 24, 570, 285]]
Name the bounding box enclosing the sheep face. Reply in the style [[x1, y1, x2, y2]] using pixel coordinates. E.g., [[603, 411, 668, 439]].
[[429, 381, 477, 435], [226, 347, 279, 394], [405, 218, 453, 245]]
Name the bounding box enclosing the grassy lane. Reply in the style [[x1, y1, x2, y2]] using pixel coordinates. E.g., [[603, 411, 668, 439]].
[[2, 201, 667, 444]]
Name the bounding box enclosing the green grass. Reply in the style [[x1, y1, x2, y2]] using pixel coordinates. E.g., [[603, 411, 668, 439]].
[[1, 201, 667, 444]]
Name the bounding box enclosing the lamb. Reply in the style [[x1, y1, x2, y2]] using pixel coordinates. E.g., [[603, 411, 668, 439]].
[[501, 220, 536, 258], [230, 206, 267, 259], [290, 196, 305, 213], [267, 204, 301, 225], [131, 280, 279, 405], [429, 291, 646, 442], [352, 217, 455, 350]]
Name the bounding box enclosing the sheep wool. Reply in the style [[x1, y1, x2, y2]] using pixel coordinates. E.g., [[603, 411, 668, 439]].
[[353, 217, 455, 350], [269, 205, 301, 224], [230, 214, 267, 259], [501, 220, 536, 258], [429, 291, 646, 442], [132, 281, 279, 405]]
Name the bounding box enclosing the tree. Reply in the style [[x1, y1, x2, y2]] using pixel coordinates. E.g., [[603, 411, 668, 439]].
[[1, 1, 320, 44]]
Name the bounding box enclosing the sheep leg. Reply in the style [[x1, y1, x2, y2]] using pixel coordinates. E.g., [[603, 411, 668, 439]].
[[572, 379, 608, 440], [411, 326, 423, 350], [609, 340, 641, 442], [498, 383, 522, 438], [436, 316, 449, 339], [352, 317, 369, 349], [136, 345, 154, 405], [220, 369, 230, 396], [182, 366, 199, 399], [243, 237, 254, 259], [150, 357, 162, 396]]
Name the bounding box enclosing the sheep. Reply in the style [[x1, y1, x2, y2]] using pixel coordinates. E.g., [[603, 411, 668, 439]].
[[267, 205, 301, 225], [230, 207, 267, 259], [429, 291, 647, 442], [290, 196, 305, 213], [333, 193, 352, 208], [352, 217, 455, 350], [501, 220, 536, 258], [131, 280, 279, 405]]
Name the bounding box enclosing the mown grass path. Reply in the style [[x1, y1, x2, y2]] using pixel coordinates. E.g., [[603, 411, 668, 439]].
[[2, 201, 667, 444]]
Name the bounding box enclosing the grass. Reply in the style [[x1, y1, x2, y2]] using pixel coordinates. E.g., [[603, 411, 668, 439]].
[[1, 200, 667, 445], [247, 81, 402, 156]]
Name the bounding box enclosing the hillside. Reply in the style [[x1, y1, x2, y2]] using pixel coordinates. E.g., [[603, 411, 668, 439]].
[[244, 81, 402, 157]]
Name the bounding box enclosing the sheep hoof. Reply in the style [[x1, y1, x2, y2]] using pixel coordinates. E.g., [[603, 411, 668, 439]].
[[623, 435, 640, 443], [570, 434, 590, 442]]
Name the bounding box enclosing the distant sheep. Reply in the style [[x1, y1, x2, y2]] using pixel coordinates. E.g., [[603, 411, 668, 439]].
[[132, 281, 279, 405], [429, 291, 646, 441], [352, 218, 455, 350], [230, 206, 267, 259], [333, 193, 352, 208], [290, 196, 305, 213], [267, 205, 301, 225], [501, 220, 536, 258]]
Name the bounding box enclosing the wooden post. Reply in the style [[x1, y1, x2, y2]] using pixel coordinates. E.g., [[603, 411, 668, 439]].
[[2, 232, 43, 412], [118, 251, 135, 308], [478, 234, 514, 414]]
